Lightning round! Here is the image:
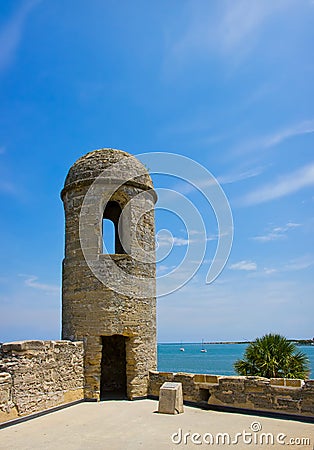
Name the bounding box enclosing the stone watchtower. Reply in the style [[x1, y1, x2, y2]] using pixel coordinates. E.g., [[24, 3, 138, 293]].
[[61, 149, 157, 400]]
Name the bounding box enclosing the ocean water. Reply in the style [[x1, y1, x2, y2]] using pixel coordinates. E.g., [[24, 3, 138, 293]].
[[157, 343, 314, 378]]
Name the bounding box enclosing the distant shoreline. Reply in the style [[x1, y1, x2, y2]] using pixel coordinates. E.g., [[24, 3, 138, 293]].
[[159, 339, 314, 346], [158, 341, 251, 345]]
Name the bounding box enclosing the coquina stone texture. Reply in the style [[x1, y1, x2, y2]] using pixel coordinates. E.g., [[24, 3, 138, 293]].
[[61, 149, 157, 400], [148, 371, 314, 418], [0, 340, 84, 422], [1, 148, 313, 424]]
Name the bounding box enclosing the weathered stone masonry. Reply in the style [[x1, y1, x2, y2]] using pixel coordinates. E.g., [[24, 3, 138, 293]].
[[149, 371, 314, 418], [0, 340, 84, 422], [1, 364, 313, 423]]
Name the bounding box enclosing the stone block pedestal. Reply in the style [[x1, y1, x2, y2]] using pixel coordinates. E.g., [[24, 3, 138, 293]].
[[158, 382, 184, 414]]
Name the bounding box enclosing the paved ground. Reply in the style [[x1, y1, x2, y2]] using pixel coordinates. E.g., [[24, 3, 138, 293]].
[[1, 400, 313, 450]]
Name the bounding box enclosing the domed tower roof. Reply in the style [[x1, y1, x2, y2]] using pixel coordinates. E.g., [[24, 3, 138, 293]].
[[61, 148, 154, 199]]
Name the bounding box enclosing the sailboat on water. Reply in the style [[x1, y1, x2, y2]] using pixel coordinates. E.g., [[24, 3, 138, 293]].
[[200, 339, 207, 353], [179, 341, 185, 352]]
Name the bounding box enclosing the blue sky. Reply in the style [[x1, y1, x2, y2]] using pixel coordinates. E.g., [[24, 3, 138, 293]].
[[0, 0, 313, 343]]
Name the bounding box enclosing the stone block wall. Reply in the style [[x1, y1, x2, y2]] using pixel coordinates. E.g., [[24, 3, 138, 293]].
[[148, 371, 314, 418], [0, 340, 84, 423], [0, 373, 16, 422]]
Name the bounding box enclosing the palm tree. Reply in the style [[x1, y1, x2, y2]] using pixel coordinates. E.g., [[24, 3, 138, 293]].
[[234, 333, 310, 379]]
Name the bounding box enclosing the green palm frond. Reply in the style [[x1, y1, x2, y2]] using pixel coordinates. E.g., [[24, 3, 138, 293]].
[[233, 333, 310, 379]]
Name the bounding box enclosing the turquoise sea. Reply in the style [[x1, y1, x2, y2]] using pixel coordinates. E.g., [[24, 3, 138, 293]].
[[158, 343, 314, 378]]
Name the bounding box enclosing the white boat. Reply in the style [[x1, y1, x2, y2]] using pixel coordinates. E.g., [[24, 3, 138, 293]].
[[179, 341, 185, 351], [200, 339, 207, 353]]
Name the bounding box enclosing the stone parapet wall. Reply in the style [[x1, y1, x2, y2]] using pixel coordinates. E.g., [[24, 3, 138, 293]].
[[0, 372, 17, 422], [148, 371, 314, 418], [0, 340, 84, 423]]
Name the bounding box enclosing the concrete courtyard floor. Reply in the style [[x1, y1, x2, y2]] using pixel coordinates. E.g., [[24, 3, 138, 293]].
[[1, 399, 313, 450]]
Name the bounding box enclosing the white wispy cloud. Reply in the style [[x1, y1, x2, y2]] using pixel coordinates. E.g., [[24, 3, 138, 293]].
[[216, 1, 286, 55], [186, 229, 201, 236], [157, 230, 227, 248], [171, 237, 190, 246], [21, 275, 60, 294], [233, 119, 314, 155], [262, 119, 314, 147], [184, 229, 222, 241], [283, 256, 314, 272], [189, 258, 213, 265], [229, 260, 257, 271], [262, 255, 314, 276], [157, 234, 190, 247], [218, 167, 264, 185], [157, 264, 171, 273], [156, 264, 177, 275], [0, 0, 40, 74], [252, 222, 301, 242], [172, 166, 263, 197], [263, 268, 278, 275], [168, 0, 294, 66], [242, 163, 314, 206]]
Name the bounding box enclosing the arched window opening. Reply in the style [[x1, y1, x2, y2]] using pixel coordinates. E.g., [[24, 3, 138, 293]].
[[102, 219, 115, 254], [102, 201, 125, 254]]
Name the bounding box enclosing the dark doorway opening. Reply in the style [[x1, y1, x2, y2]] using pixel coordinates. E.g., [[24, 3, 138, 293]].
[[100, 335, 127, 400]]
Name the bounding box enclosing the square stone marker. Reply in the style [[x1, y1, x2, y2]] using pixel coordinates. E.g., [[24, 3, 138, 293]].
[[158, 382, 184, 414]]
